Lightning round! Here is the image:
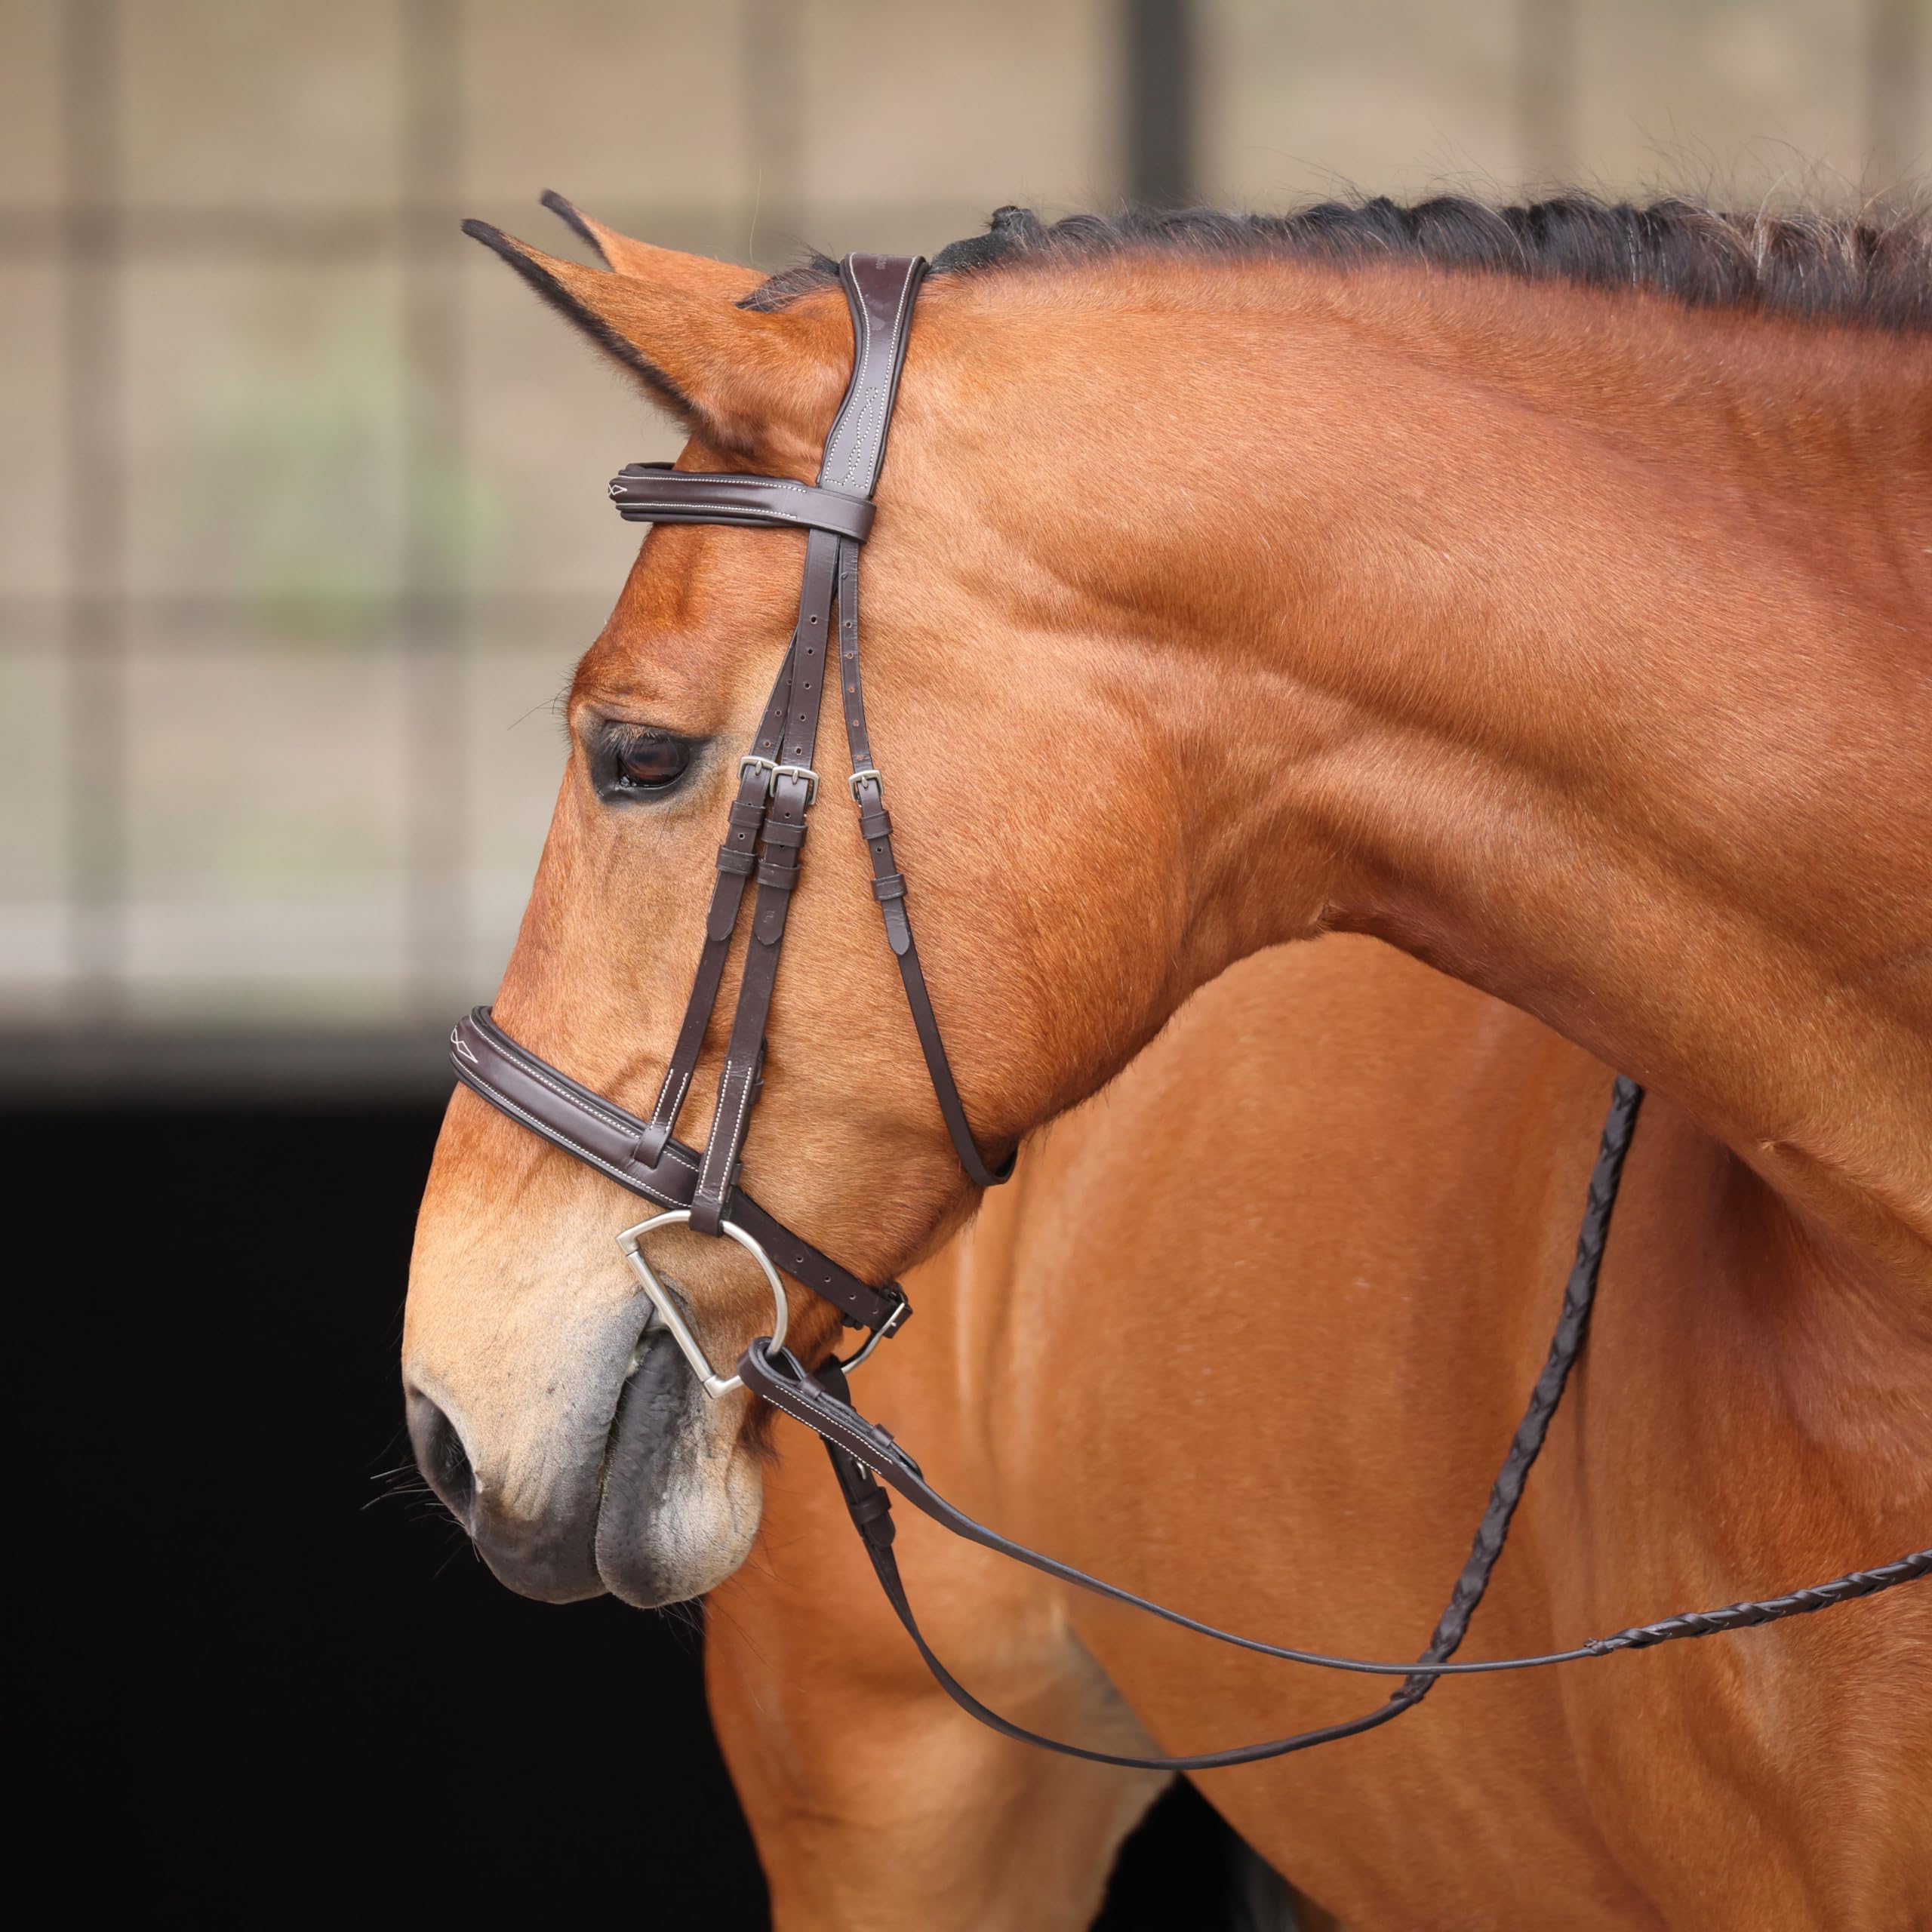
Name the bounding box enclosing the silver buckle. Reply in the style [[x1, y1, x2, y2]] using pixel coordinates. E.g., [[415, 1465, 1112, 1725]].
[[739, 756, 817, 806], [615, 1210, 789, 1400], [771, 762, 819, 806], [848, 766, 882, 801], [832, 1288, 910, 1376]]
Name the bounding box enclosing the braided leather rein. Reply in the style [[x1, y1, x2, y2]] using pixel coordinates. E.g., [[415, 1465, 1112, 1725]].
[[451, 254, 1930, 1769]]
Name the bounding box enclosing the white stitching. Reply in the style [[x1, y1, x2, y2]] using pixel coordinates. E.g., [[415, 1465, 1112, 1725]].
[[832, 259, 917, 492], [823, 261, 891, 481], [646, 1064, 691, 1135], [698, 1057, 758, 1206], [648, 1067, 678, 1124], [619, 475, 811, 497], [615, 475, 872, 537], [499, 1052, 638, 1137], [784, 1398, 891, 1476], [477, 1030, 633, 1131], [626, 491, 860, 519], [459, 1078, 679, 1208], [485, 1038, 700, 1175]]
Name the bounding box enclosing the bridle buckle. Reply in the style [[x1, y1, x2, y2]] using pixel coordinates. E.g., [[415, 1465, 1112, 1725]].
[[772, 762, 820, 806], [737, 756, 820, 807], [832, 1284, 912, 1376]]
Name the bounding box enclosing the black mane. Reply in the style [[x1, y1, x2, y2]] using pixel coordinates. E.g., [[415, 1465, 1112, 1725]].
[[743, 192, 1929, 334]]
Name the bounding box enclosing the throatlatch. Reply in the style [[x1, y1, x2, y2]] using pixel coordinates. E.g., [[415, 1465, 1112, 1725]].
[[451, 252, 1929, 1770]]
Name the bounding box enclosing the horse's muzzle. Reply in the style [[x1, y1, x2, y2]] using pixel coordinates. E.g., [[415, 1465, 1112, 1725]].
[[404, 1383, 605, 1602]]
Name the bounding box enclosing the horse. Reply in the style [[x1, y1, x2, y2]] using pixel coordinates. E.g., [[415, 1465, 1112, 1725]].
[[403, 193, 1932, 1928]]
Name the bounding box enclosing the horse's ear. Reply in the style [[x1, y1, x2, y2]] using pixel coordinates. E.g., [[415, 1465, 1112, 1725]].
[[462, 210, 848, 463], [536, 189, 737, 287]]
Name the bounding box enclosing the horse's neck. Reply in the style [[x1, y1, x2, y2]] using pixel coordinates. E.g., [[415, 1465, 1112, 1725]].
[[1155, 278, 1932, 1294]]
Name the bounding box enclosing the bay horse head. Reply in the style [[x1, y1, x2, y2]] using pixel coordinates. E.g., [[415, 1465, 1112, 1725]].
[[403, 202, 1339, 1605], [404, 192, 1931, 1620]]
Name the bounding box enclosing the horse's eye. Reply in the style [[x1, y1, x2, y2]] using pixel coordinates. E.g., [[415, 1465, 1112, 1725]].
[[614, 734, 691, 791]]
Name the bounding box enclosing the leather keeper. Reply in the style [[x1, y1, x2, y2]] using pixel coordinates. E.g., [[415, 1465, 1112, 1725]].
[[847, 1486, 897, 1547], [857, 806, 893, 839], [758, 857, 801, 891], [608, 464, 877, 543], [705, 869, 745, 939], [761, 817, 808, 849], [871, 872, 907, 903], [715, 846, 757, 877]]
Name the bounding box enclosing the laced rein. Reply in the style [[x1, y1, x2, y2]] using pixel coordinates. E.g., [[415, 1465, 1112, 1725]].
[[742, 1078, 1929, 1768]]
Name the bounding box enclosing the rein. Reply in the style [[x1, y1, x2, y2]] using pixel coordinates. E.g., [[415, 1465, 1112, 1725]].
[[451, 252, 1929, 1768]]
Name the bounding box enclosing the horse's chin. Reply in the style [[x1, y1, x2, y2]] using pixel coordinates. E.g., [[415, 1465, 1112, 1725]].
[[590, 1332, 765, 1609]]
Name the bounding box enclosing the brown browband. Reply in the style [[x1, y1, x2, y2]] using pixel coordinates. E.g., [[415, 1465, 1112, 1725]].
[[450, 254, 1926, 1771], [609, 463, 878, 542]]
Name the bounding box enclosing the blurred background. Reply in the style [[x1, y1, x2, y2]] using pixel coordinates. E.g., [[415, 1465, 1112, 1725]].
[[1, 0, 1922, 1090], [4, 2, 1921, 1924]]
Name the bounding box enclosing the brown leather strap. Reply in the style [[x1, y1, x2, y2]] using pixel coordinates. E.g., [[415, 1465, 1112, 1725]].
[[688, 534, 840, 1232], [689, 257, 931, 1232], [451, 1008, 907, 1335], [835, 540, 1014, 1187], [744, 1349, 1432, 1767], [636, 655, 796, 1167], [820, 256, 927, 494], [451, 256, 984, 1342], [609, 463, 876, 541], [451, 257, 947, 1340]]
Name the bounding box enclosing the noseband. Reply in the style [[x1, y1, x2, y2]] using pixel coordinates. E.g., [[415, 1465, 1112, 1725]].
[[450, 254, 1927, 1769]]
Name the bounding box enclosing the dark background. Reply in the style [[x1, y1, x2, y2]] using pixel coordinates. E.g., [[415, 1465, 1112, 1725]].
[[20, 1105, 1281, 1926]]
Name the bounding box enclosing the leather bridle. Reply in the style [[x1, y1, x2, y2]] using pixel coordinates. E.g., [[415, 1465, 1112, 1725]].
[[448, 252, 1928, 1769]]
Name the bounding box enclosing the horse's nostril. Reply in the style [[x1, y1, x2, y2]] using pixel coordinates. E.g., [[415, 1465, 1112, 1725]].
[[405, 1388, 476, 1526]]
